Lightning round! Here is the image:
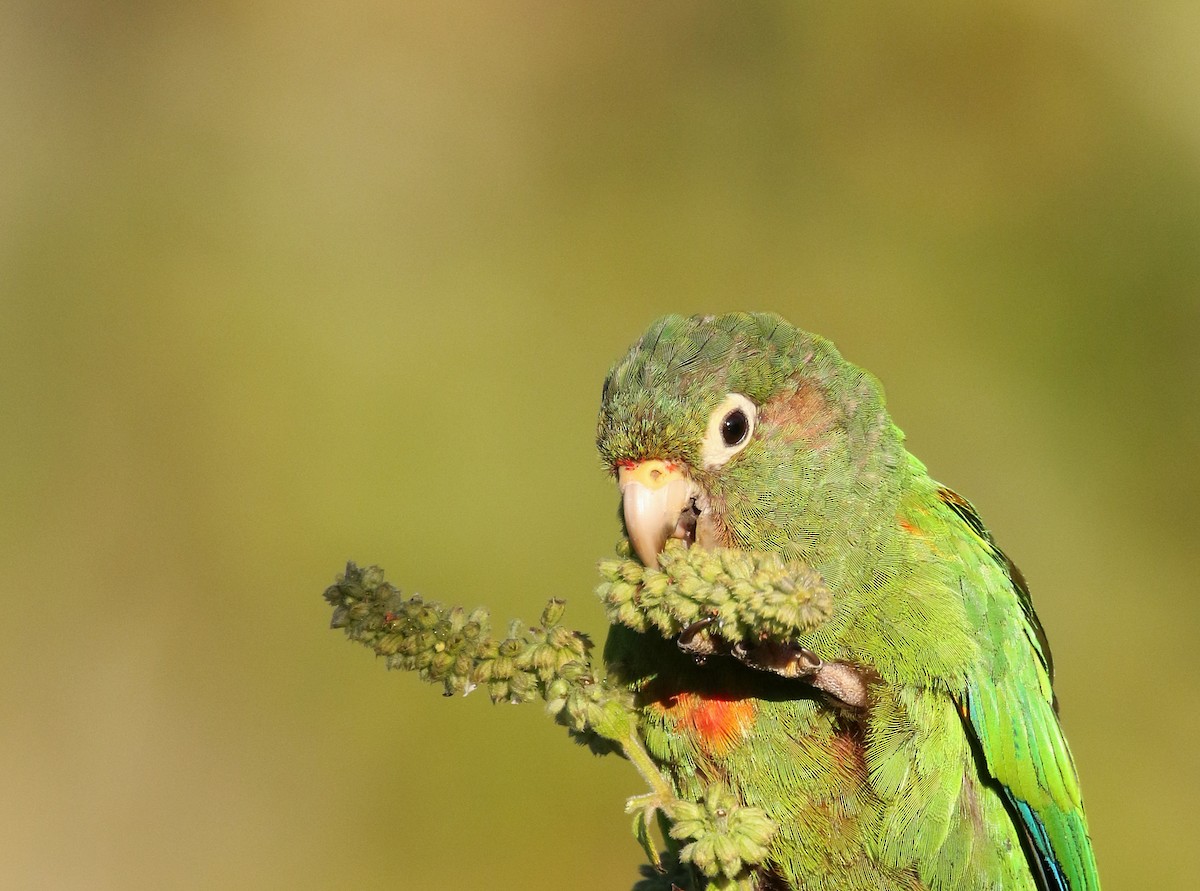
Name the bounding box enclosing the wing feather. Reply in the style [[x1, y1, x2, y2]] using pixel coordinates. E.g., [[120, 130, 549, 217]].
[[938, 488, 1099, 891]]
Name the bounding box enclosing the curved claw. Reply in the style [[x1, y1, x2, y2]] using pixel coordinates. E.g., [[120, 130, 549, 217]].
[[677, 616, 718, 656]]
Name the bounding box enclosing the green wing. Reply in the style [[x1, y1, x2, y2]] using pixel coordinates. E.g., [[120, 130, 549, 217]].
[[939, 488, 1100, 891]]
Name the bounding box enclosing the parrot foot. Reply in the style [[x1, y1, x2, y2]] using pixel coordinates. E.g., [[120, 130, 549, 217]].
[[732, 640, 873, 709], [675, 617, 873, 708], [677, 615, 721, 658]]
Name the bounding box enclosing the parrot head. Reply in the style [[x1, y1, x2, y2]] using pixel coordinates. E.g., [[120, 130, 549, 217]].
[[597, 313, 906, 580]]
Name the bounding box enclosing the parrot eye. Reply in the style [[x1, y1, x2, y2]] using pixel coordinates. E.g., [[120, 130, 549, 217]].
[[721, 409, 749, 446], [701, 393, 757, 469]]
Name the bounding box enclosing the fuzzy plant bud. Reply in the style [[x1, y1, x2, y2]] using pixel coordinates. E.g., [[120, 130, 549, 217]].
[[596, 540, 832, 645], [668, 784, 776, 882]]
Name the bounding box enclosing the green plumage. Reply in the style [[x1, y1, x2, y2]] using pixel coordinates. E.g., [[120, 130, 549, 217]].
[[597, 313, 1099, 891]]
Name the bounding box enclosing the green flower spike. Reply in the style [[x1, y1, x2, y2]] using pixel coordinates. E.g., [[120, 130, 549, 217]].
[[596, 539, 833, 643], [324, 563, 630, 740], [324, 555, 792, 890], [669, 784, 777, 889]]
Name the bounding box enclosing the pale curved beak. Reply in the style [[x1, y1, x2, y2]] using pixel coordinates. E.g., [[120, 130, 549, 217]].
[[618, 460, 697, 568]]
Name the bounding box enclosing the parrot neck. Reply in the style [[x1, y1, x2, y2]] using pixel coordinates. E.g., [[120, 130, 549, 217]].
[[785, 421, 913, 594]]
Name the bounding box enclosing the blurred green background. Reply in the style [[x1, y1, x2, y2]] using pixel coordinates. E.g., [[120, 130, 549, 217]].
[[3, 3, 1197, 888]]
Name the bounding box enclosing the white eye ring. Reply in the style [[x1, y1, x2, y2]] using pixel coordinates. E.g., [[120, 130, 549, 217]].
[[701, 393, 757, 469]]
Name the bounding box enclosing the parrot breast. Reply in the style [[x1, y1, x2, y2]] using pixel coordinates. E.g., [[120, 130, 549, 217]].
[[652, 691, 759, 757]]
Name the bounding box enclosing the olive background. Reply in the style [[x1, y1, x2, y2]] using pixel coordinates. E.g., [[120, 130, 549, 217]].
[[3, 4, 1197, 889]]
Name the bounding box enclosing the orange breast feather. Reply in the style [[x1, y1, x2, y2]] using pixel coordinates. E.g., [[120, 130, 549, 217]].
[[656, 692, 757, 756]]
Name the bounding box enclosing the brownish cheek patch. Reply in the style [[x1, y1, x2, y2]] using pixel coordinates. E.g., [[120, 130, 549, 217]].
[[761, 381, 837, 446], [657, 692, 758, 755]]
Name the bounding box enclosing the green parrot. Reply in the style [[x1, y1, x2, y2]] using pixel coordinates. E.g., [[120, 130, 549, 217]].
[[595, 312, 1099, 891]]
